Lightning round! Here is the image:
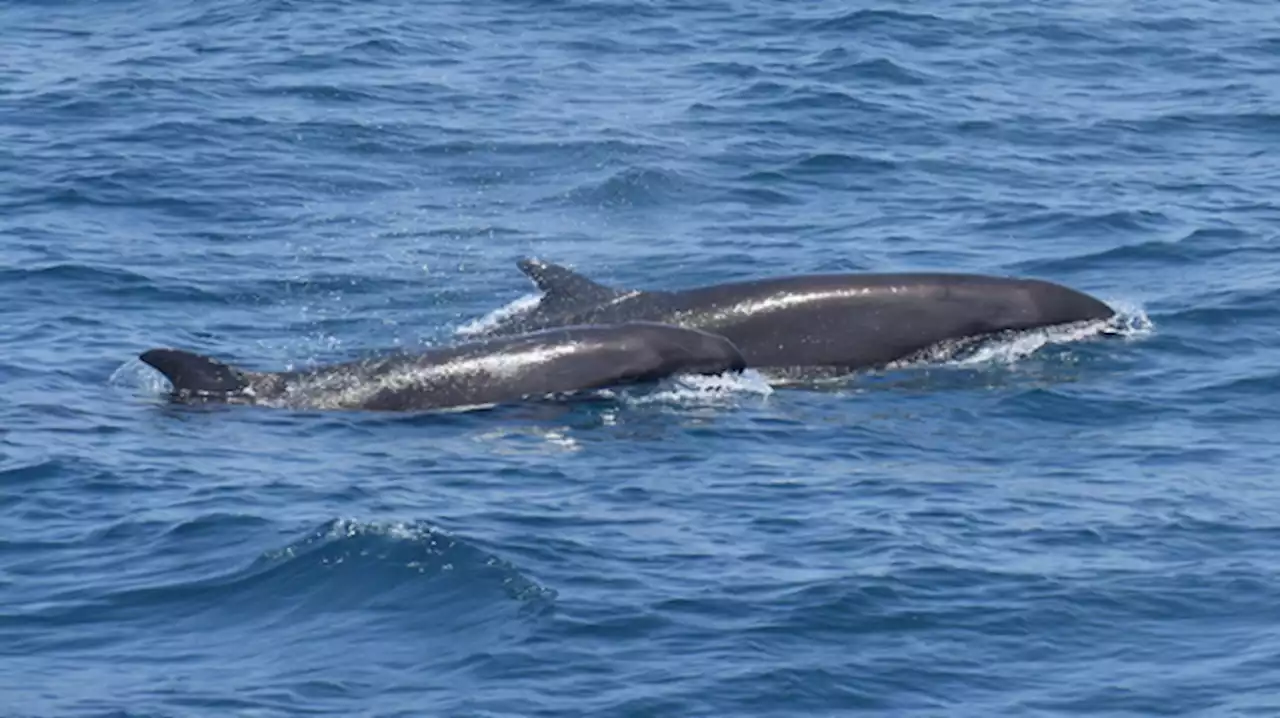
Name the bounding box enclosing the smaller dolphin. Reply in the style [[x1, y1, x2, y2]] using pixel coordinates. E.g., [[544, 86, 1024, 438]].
[[139, 322, 745, 412], [475, 258, 1117, 376]]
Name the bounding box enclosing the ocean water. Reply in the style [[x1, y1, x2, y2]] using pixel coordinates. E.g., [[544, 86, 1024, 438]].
[[2, 0, 1279, 715]]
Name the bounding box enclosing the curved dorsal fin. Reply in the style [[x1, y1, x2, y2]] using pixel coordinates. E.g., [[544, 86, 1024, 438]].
[[139, 348, 250, 400], [516, 257, 627, 311]]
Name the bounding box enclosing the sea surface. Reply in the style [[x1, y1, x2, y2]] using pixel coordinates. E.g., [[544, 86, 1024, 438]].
[[2, 0, 1279, 715]]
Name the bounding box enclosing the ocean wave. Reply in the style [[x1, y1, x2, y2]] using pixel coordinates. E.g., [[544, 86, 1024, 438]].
[[5, 517, 554, 641], [1098, 111, 1280, 139], [805, 50, 931, 86], [976, 208, 1172, 239], [1015, 227, 1271, 276], [0, 456, 85, 489], [0, 263, 221, 305], [546, 166, 712, 209], [718, 81, 895, 120], [718, 185, 805, 207], [687, 60, 761, 80], [810, 9, 956, 35], [782, 151, 898, 175], [247, 83, 388, 105]]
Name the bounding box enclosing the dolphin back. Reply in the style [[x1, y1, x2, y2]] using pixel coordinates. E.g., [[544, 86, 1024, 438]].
[[137, 322, 744, 413], [492, 258, 1117, 372], [354, 322, 747, 410]]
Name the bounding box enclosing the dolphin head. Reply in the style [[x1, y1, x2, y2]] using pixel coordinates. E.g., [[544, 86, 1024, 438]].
[[1022, 279, 1115, 326], [629, 322, 746, 376]]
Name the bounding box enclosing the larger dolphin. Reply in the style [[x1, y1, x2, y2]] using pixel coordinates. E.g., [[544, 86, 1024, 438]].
[[475, 258, 1116, 376], [139, 322, 745, 412]]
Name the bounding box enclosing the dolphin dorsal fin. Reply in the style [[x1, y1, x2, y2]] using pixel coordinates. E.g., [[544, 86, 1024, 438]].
[[139, 348, 250, 400], [516, 258, 628, 311]]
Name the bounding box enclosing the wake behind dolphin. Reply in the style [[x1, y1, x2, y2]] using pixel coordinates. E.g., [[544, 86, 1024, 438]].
[[139, 322, 746, 412], [472, 258, 1117, 378]]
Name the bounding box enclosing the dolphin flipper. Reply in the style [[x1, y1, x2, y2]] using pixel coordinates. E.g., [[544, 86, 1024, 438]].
[[516, 257, 628, 312], [139, 348, 251, 400]]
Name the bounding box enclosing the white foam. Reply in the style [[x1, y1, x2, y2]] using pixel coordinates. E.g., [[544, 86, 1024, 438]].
[[471, 425, 586, 454], [621, 369, 775, 406], [322, 518, 448, 543], [940, 299, 1154, 368], [1099, 298, 1156, 340], [265, 519, 455, 562]]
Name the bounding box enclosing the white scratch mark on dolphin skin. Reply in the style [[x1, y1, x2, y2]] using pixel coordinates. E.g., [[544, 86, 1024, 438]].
[[456, 289, 643, 336], [679, 286, 904, 323], [455, 293, 544, 336], [256, 343, 588, 410]]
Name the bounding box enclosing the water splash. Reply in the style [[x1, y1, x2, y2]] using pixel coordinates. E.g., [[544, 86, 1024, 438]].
[[879, 300, 1154, 371], [946, 300, 1153, 368], [621, 369, 775, 406], [259, 518, 556, 603], [108, 357, 173, 399]]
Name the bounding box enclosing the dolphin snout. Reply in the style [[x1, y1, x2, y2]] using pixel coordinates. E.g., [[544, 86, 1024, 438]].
[[700, 332, 747, 374], [651, 325, 745, 374], [1028, 280, 1115, 324]]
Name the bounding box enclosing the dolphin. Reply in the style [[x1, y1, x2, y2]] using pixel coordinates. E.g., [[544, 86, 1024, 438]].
[[474, 258, 1116, 376], [139, 322, 746, 412]]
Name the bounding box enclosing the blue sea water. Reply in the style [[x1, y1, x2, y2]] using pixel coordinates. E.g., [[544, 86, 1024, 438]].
[[3, 0, 1280, 715]]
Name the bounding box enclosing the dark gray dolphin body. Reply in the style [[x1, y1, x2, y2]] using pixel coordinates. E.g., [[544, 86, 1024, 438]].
[[139, 322, 746, 412], [476, 258, 1116, 376]]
